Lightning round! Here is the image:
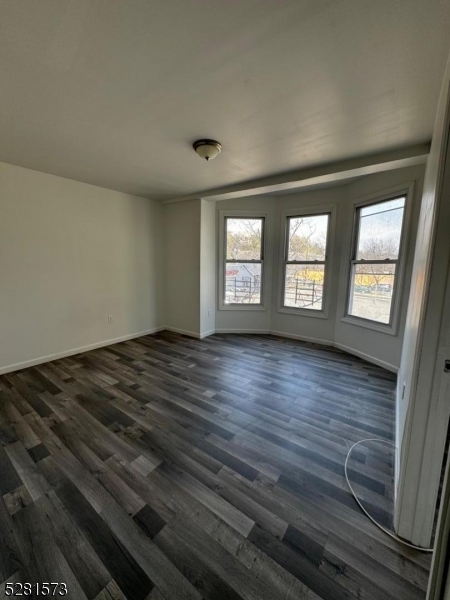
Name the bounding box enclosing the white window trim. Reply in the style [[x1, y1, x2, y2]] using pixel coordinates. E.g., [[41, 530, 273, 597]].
[[218, 210, 269, 311], [341, 182, 415, 335], [277, 204, 337, 319]]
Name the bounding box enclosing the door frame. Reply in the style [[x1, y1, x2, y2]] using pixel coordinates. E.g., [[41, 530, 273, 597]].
[[395, 63, 450, 547]]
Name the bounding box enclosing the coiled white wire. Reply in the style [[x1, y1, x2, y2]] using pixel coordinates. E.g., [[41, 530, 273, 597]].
[[344, 438, 434, 553]]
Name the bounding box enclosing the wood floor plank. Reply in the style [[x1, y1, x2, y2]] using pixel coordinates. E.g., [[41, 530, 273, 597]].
[[0, 445, 22, 496], [37, 490, 112, 599], [0, 332, 430, 599], [47, 464, 154, 600], [157, 461, 255, 537], [100, 502, 201, 600], [0, 495, 24, 583], [5, 441, 51, 502], [13, 502, 89, 600], [153, 524, 244, 600]]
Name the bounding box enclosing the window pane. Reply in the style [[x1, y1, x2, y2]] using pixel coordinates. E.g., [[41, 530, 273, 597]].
[[356, 198, 405, 260], [226, 218, 263, 260], [348, 263, 396, 324], [287, 214, 329, 261], [284, 264, 324, 310], [225, 262, 261, 304]]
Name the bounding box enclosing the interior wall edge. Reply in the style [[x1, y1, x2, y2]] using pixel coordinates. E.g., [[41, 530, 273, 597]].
[[395, 390, 401, 509], [199, 329, 216, 339], [164, 326, 202, 339]]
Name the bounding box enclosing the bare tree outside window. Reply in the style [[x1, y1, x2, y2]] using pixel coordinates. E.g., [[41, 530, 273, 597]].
[[283, 213, 330, 310], [348, 197, 406, 324], [224, 218, 264, 304]]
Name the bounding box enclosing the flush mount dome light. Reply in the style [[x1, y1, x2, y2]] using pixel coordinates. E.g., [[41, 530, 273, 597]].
[[193, 139, 222, 161]]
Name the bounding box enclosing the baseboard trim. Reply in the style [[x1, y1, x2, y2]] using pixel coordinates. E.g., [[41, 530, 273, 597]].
[[215, 328, 271, 334], [199, 329, 216, 339], [270, 330, 334, 347], [164, 326, 201, 339], [0, 326, 398, 376], [0, 327, 165, 375], [212, 328, 397, 372], [334, 342, 398, 373]]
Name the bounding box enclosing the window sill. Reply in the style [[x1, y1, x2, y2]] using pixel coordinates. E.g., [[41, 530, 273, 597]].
[[218, 304, 267, 311], [277, 306, 329, 319], [341, 315, 397, 336]]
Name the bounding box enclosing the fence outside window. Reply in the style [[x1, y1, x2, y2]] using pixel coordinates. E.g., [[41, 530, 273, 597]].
[[225, 276, 262, 304], [284, 277, 323, 309]]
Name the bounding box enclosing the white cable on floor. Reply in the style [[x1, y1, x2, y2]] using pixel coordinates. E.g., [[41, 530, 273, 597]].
[[344, 438, 434, 553]]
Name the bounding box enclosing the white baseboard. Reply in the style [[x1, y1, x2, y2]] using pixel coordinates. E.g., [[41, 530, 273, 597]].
[[164, 326, 201, 339], [0, 325, 398, 376], [213, 328, 397, 372], [199, 329, 216, 339], [270, 330, 334, 346], [334, 342, 398, 373], [215, 328, 271, 334], [165, 327, 215, 339], [0, 326, 165, 375]]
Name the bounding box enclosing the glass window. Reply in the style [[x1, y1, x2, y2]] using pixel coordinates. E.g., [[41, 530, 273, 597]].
[[224, 218, 264, 305], [283, 213, 330, 311], [347, 197, 406, 325]]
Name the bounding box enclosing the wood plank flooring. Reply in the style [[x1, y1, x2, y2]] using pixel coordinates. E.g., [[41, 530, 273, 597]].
[[0, 332, 431, 599]]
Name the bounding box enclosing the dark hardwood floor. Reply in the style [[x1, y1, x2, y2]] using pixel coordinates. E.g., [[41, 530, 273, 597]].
[[0, 332, 431, 599]]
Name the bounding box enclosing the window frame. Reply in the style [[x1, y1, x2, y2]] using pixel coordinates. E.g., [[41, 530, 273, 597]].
[[342, 184, 413, 335], [218, 210, 268, 311], [278, 205, 336, 319]]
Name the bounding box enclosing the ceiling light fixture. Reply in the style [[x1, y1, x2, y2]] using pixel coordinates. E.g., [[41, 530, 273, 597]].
[[193, 139, 222, 161]]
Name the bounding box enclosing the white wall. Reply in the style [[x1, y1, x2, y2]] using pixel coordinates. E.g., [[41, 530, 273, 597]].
[[163, 199, 201, 337], [200, 199, 216, 337], [214, 165, 425, 370], [163, 198, 217, 338], [0, 161, 164, 373]]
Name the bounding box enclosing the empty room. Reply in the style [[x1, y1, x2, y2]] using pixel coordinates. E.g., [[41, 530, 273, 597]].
[[2, 1, 450, 599]]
